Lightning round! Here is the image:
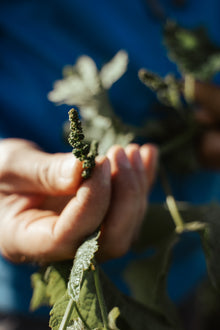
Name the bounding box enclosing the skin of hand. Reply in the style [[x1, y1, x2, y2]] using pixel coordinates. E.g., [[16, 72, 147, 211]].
[[0, 138, 158, 264], [194, 80, 220, 169]]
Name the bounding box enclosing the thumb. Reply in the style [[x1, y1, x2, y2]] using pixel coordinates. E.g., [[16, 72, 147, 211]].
[[0, 139, 82, 195]]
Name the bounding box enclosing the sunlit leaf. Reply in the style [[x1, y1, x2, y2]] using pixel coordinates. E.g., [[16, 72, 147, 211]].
[[108, 307, 120, 330], [30, 269, 49, 310], [100, 50, 128, 89], [30, 261, 72, 310], [68, 231, 100, 302]]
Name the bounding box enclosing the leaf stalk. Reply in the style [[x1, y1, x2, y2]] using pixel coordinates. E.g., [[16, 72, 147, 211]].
[[58, 298, 75, 330], [92, 261, 109, 330], [159, 165, 185, 233]]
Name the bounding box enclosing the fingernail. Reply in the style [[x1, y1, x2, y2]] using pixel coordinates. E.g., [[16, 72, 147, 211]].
[[141, 145, 158, 167], [60, 155, 79, 178], [117, 149, 131, 169], [99, 157, 110, 184], [133, 150, 144, 171]]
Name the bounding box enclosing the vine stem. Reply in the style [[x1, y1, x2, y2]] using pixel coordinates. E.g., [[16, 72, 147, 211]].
[[166, 195, 185, 233], [159, 164, 185, 233], [58, 297, 91, 330], [92, 260, 109, 330], [74, 303, 92, 330], [58, 298, 75, 330]]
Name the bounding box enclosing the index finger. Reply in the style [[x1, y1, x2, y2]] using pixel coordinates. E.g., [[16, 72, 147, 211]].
[[194, 81, 220, 122]]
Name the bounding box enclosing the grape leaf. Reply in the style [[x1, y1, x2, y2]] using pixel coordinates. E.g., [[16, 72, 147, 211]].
[[49, 292, 72, 330], [30, 269, 50, 310], [144, 203, 220, 294], [50, 265, 182, 330], [163, 20, 220, 80], [138, 69, 183, 109], [49, 270, 104, 330], [68, 231, 100, 302], [99, 268, 179, 330], [30, 261, 72, 310], [123, 233, 181, 328]]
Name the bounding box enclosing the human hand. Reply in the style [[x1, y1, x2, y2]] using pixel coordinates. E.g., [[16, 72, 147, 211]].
[[193, 80, 220, 169], [0, 139, 158, 264]]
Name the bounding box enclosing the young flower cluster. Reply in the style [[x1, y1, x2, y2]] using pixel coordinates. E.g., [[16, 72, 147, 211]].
[[68, 108, 98, 179]]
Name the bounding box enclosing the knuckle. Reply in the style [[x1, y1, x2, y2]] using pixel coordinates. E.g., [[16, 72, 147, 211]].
[[125, 143, 140, 154]]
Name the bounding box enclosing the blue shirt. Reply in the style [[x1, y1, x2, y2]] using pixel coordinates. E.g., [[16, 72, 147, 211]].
[[1, 0, 220, 314]]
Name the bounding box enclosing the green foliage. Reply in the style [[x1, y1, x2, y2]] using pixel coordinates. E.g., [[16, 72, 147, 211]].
[[124, 234, 180, 327], [68, 232, 100, 303], [138, 67, 200, 173], [49, 264, 180, 330], [30, 261, 72, 310], [68, 108, 98, 178], [30, 269, 50, 310], [48, 51, 135, 155], [30, 19, 220, 330], [96, 269, 177, 330], [138, 19, 220, 173], [138, 70, 183, 109], [163, 20, 220, 80]]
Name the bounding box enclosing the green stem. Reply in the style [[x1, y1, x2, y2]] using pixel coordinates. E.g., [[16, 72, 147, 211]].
[[92, 261, 109, 330], [159, 165, 185, 233], [75, 303, 92, 330], [166, 195, 185, 233], [58, 298, 75, 330], [58, 297, 91, 330]]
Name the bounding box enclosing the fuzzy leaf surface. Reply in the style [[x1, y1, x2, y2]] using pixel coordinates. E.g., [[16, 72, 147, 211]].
[[49, 270, 103, 330], [68, 231, 100, 302]]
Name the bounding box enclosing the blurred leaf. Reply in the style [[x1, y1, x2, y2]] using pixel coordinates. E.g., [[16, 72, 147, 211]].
[[100, 50, 128, 89], [144, 203, 220, 294], [124, 233, 180, 328], [108, 307, 120, 330], [138, 69, 183, 109], [163, 20, 220, 80], [30, 261, 72, 310], [99, 269, 179, 330], [30, 269, 50, 310]]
